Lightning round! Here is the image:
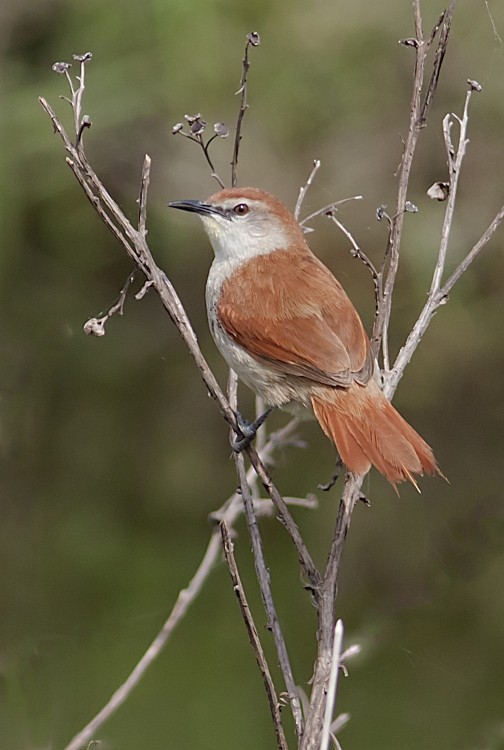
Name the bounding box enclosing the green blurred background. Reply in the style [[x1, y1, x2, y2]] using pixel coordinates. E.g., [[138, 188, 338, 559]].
[[1, 0, 504, 748]]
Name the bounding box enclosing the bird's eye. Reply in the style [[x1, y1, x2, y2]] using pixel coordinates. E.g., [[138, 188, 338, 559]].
[[233, 203, 249, 216]]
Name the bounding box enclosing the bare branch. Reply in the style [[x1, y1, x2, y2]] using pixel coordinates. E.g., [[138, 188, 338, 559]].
[[52, 54, 93, 151], [231, 32, 260, 187], [247, 442, 322, 592], [220, 521, 290, 750], [228, 372, 304, 741], [299, 196, 363, 232], [387, 82, 499, 399], [63, 529, 223, 750], [172, 116, 227, 189], [441, 205, 504, 297], [172, 31, 260, 191], [321, 620, 345, 750], [389, 203, 504, 398], [234, 450, 305, 741], [326, 212, 379, 311], [330, 713, 350, 736], [252, 495, 318, 515], [372, 1, 458, 369], [295, 159, 321, 220], [431, 88, 473, 294], [135, 279, 154, 300], [419, 1, 458, 125], [138, 154, 151, 235], [300, 474, 364, 750], [199, 132, 226, 189], [412, 0, 423, 41], [83, 270, 136, 337]]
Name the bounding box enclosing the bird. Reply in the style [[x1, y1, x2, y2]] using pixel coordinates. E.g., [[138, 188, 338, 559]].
[[169, 187, 440, 489]]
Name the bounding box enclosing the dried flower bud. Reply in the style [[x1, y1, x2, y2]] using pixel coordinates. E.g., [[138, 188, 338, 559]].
[[399, 38, 419, 48], [52, 62, 72, 74], [376, 205, 387, 221], [405, 201, 418, 213], [214, 122, 229, 138], [247, 31, 260, 46], [73, 52, 93, 62], [427, 181, 450, 201], [184, 113, 201, 124], [190, 119, 206, 135], [172, 123, 184, 134], [83, 317, 106, 337], [468, 79, 482, 93]]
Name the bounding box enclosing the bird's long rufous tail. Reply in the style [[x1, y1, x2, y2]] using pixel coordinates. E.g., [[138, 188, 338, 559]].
[[311, 379, 441, 489]]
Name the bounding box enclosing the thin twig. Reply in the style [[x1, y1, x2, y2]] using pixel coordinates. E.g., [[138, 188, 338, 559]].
[[228, 372, 305, 741], [53, 53, 92, 152], [83, 270, 136, 337], [326, 213, 379, 311], [138, 154, 151, 234], [235, 451, 305, 741], [320, 620, 344, 750], [413, 0, 423, 40], [192, 131, 226, 189], [295, 160, 321, 220], [388, 200, 504, 399], [231, 32, 260, 187], [300, 474, 363, 750], [441, 205, 504, 297], [255, 395, 267, 451], [419, 2, 458, 125], [220, 521, 290, 750], [247, 442, 322, 592], [173, 120, 227, 189], [299, 196, 362, 229], [62, 529, 223, 750]]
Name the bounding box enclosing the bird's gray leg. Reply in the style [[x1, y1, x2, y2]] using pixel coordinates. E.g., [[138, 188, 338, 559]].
[[231, 406, 277, 452], [318, 455, 343, 491]]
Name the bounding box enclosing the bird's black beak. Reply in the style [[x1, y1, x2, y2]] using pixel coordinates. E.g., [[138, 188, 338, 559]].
[[168, 200, 227, 218]]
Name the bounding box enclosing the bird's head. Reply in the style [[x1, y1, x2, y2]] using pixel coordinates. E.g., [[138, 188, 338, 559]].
[[169, 187, 305, 263]]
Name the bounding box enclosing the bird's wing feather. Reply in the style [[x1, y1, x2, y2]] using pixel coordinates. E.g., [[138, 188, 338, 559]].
[[217, 249, 371, 386]]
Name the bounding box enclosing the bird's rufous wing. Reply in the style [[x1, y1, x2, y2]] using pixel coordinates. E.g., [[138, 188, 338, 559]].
[[216, 249, 371, 387]]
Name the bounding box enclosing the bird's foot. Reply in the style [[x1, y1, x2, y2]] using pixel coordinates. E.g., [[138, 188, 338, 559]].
[[231, 406, 277, 452], [318, 456, 343, 491]]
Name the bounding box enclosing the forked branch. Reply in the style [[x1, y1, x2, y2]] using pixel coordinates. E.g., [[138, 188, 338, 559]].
[[221, 520, 290, 750], [371, 0, 458, 370], [41, 57, 316, 750], [228, 372, 305, 741]]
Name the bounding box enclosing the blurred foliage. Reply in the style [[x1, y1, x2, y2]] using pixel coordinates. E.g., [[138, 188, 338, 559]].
[[0, 0, 504, 748]]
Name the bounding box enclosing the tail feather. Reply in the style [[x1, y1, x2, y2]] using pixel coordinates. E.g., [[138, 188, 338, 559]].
[[312, 379, 440, 488]]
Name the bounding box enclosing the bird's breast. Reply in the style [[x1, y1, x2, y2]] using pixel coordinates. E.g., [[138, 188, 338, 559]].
[[205, 260, 313, 413]]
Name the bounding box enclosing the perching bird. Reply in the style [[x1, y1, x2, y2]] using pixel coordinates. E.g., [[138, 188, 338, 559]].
[[169, 187, 440, 488]]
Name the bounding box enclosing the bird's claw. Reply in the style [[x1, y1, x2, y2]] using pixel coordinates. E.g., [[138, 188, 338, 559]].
[[231, 407, 276, 452], [318, 456, 343, 491]]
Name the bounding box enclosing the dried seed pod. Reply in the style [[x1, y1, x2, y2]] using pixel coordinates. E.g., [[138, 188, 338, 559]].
[[427, 182, 450, 201]]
